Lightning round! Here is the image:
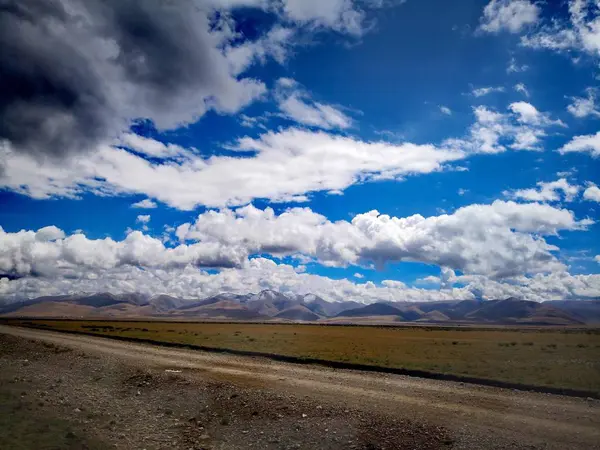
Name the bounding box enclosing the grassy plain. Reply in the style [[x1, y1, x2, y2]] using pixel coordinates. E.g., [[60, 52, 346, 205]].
[[5, 319, 600, 393]]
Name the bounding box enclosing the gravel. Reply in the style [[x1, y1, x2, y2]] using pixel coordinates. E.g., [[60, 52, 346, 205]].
[[0, 325, 598, 450]]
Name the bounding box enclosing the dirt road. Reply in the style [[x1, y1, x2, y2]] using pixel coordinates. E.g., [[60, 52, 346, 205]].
[[1, 324, 598, 449]]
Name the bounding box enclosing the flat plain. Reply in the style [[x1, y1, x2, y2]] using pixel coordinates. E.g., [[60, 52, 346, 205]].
[[5, 319, 599, 393], [2, 324, 600, 449]]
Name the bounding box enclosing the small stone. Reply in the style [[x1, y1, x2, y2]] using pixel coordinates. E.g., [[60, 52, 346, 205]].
[[301, 413, 307, 418], [74, 408, 81, 413], [316, 405, 322, 410]]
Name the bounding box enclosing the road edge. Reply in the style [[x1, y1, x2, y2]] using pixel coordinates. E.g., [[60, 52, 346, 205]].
[[4, 323, 599, 400]]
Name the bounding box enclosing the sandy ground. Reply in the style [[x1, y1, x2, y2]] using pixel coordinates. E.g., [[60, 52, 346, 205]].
[[0, 324, 598, 449]]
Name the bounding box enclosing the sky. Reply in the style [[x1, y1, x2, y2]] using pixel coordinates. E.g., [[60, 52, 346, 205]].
[[0, 0, 599, 303]]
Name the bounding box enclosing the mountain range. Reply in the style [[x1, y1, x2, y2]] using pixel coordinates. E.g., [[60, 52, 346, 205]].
[[1, 291, 599, 325]]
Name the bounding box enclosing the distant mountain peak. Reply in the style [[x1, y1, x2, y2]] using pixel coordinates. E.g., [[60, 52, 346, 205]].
[[1, 291, 597, 325]]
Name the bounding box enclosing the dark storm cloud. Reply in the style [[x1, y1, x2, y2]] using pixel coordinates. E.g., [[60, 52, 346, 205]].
[[0, 0, 255, 159]]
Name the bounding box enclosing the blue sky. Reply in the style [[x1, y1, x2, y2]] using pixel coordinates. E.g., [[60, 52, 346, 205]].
[[0, 0, 599, 302]]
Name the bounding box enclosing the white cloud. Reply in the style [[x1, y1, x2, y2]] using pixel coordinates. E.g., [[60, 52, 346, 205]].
[[1, 256, 598, 304], [557, 168, 577, 177], [471, 86, 505, 97], [508, 101, 566, 127], [3, 201, 589, 286], [441, 271, 600, 302], [521, 0, 600, 60], [225, 26, 295, 76], [131, 199, 158, 209], [514, 83, 530, 97], [507, 57, 529, 73], [445, 102, 565, 153], [0, 196, 596, 302], [457, 188, 468, 196], [567, 88, 600, 118], [177, 201, 590, 279], [0, 128, 464, 210], [440, 106, 452, 115], [0, 257, 475, 304], [35, 226, 67, 242], [353, 273, 364, 279], [135, 215, 152, 232], [0, 225, 250, 279], [275, 78, 353, 129], [583, 184, 600, 202], [239, 114, 269, 129], [218, 1, 388, 75], [595, 255, 600, 263], [479, 0, 540, 34], [280, 0, 368, 36], [118, 134, 192, 160], [559, 131, 600, 157], [504, 178, 580, 202]]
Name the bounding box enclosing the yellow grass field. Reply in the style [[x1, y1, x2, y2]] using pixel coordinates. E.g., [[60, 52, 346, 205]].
[[6, 319, 600, 393]]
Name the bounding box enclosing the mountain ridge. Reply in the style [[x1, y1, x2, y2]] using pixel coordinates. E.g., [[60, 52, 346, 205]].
[[0, 291, 597, 325]]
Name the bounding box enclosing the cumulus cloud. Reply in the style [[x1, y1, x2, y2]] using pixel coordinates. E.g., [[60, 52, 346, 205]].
[[274, 78, 353, 129], [441, 271, 600, 302], [0, 0, 269, 160], [0, 257, 475, 304], [471, 86, 505, 97], [440, 106, 452, 115], [479, 0, 540, 34], [1, 201, 591, 288], [1, 256, 599, 304], [0, 225, 249, 279], [583, 184, 600, 202], [559, 131, 600, 157], [521, 0, 600, 60], [508, 101, 566, 127], [131, 199, 157, 209], [445, 102, 565, 153], [567, 88, 600, 118], [0, 128, 464, 209], [504, 178, 580, 202], [0, 0, 390, 162], [176, 201, 591, 279], [136, 215, 151, 224]]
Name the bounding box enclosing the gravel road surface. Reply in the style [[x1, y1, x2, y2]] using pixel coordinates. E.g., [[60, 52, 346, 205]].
[[0, 324, 598, 449]]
